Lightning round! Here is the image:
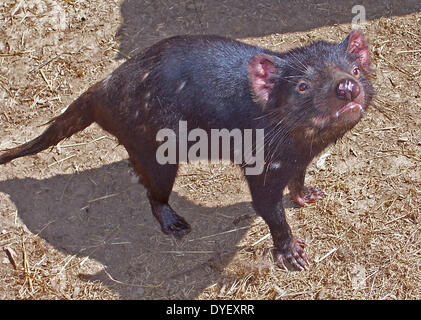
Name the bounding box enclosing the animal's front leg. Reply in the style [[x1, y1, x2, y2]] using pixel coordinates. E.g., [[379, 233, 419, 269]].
[[288, 167, 325, 207], [246, 171, 309, 271]]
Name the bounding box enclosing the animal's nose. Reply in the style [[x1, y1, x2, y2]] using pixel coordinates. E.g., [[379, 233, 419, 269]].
[[336, 79, 360, 101]]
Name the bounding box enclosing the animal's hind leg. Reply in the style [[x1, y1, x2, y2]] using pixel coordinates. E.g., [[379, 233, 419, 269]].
[[128, 148, 191, 239]]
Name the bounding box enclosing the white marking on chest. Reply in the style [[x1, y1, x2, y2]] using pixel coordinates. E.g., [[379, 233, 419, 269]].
[[269, 161, 281, 170]]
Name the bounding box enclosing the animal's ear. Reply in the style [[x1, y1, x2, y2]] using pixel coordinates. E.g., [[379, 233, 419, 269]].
[[249, 54, 282, 108], [341, 29, 370, 71]]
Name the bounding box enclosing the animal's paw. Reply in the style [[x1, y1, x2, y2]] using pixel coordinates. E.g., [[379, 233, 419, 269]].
[[274, 237, 309, 271], [290, 185, 325, 207], [161, 212, 191, 239]]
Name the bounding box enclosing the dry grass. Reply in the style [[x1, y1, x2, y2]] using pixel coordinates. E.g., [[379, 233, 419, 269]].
[[0, 1, 420, 300]]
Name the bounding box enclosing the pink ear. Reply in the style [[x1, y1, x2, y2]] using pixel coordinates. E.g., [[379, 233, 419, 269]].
[[249, 54, 278, 107], [346, 29, 370, 70]]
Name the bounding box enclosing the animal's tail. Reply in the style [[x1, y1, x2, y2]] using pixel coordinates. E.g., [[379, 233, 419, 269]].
[[0, 85, 98, 165]]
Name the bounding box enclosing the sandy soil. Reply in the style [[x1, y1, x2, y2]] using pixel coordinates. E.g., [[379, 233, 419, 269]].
[[0, 0, 420, 299]]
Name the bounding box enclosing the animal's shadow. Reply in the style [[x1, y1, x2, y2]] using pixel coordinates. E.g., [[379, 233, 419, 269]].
[[116, 0, 420, 59], [0, 160, 297, 299]]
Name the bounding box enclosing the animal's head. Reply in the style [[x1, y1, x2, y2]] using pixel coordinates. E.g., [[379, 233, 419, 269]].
[[249, 29, 375, 143]]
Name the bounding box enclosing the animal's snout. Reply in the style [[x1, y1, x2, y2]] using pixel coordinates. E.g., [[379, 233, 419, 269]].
[[336, 79, 360, 101]]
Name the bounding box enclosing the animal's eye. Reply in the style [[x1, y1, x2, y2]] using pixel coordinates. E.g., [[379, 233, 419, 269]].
[[297, 82, 309, 93], [352, 66, 360, 77]]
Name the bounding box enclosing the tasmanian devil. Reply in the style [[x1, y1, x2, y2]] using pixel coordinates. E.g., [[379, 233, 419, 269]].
[[0, 29, 374, 270]]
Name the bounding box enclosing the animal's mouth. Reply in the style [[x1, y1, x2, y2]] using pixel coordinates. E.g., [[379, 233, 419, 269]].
[[335, 101, 363, 118], [311, 101, 365, 129]]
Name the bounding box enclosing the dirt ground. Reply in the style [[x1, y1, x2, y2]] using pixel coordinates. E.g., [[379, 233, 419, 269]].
[[0, 0, 420, 300]]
